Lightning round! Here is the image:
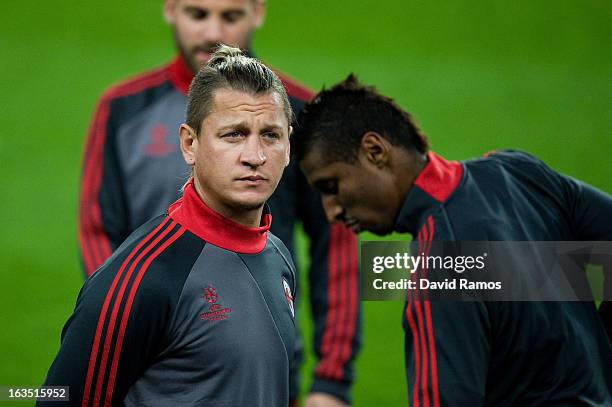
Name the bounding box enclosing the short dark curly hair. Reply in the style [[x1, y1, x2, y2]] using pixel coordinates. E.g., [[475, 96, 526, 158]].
[[292, 74, 428, 163]]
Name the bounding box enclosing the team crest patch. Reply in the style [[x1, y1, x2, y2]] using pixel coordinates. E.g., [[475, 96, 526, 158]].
[[200, 285, 232, 322], [283, 278, 294, 318], [145, 123, 176, 157]]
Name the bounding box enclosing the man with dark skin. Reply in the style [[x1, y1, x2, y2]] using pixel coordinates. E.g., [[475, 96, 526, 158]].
[[293, 74, 612, 406]]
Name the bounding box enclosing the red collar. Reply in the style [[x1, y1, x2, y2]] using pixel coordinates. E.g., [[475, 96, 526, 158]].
[[394, 152, 463, 234], [167, 55, 194, 95], [414, 152, 464, 202], [168, 180, 272, 254]]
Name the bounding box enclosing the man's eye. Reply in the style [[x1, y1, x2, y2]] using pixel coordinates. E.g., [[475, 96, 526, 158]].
[[222, 10, 245, 23], [262, 132, 280, 140], [319, 181, 338, 195], [186, 8, 208, 20], [222, 131, 242, 139]]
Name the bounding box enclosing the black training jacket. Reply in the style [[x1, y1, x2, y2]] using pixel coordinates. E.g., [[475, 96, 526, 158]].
[[42, 180, 297, 406], [77, 56, 360, 401], [396, 150, 612, 406]]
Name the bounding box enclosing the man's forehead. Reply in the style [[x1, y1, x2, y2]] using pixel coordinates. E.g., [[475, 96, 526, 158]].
[[211, 89, 283, 113], [301, 146, 335, 177], [204, 88, 287, 128]]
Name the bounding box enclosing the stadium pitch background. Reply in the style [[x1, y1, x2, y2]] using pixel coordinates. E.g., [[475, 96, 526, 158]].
[[0, 1, 610, 405]]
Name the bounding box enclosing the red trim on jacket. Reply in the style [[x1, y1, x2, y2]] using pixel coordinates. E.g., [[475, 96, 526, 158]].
[[79, 66, 170, 276], [414, 152, 463, 203], [105, 226, 185, 406], [168, 56, 193, 95], [315, 224, 358, 381], [83, 218, 179, 406], [169, 179, 271, 254], [275, 69, 315, 102], [336, 224, 358, 375], [423, 216, 440, 407], [406, 216, 440, 407], [316, 227, 341, 379]]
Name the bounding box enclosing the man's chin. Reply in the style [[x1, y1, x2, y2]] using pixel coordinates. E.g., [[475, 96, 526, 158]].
[[230, 195, 269, 212], [235, 201, 266, 212]]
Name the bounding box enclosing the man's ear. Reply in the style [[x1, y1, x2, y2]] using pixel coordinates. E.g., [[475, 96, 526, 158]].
[[253, 0, 266, 29], [179, 124, 198, 166], [359, 131, 389, 168], [285, 126, 292, 167], [163, 0, 176, 25]]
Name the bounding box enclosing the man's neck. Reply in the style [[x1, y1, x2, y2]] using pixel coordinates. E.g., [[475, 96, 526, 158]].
[[394, 149, 428, 202], [193, 179, 263, 228]]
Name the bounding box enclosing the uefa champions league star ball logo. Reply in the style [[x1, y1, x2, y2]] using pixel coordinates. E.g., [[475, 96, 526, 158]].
[[201, 284, 232, 322], [203, 285, 218, 304]]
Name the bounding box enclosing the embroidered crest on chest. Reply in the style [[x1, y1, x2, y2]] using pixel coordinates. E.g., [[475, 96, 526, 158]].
[[200, 285, 232, 322]]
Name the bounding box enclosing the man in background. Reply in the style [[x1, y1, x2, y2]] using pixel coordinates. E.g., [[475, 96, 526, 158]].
[[293, 75, 612, 406], [78, 1, 359, 405]]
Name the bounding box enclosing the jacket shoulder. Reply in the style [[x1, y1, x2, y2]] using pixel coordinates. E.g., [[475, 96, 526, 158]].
[[464, 149, 559, 185], [267, 233, 296, 271], [99, 63, 172, 103], [482, 149, 546, 166]]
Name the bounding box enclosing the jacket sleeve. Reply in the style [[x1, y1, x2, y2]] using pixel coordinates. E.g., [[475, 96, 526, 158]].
[[497, 151, 612, 336], [561, 174, 612, 338], [296, 168, 361, 404], [563, 176, 612, 240], [38, 253, 172, 406], [528, 152, 612, 335], [78, 93, 130, 277]]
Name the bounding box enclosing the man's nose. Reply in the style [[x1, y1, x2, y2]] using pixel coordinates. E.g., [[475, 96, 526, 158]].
[[322, 195, 344, 224], [241, 137, 266, 167], [201, 17, 223, 45]]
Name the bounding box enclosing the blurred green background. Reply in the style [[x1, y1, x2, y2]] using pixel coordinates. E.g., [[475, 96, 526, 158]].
[[1, 1, 610, 405]]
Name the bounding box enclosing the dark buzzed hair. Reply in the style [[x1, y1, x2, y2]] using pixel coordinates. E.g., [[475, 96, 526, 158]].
[[292, 74, 429, 163], [186, 44, 293, 135]]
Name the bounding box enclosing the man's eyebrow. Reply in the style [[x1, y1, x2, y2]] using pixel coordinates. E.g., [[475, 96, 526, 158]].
[[183, 5, 207, 12], [221, 9, 246, 16], [217, 121, 249, 132], [216, 122, 287, 132], [260, 124, 285, 132]]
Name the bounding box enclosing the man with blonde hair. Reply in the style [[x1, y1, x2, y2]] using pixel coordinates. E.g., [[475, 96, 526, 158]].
[[78, 2, 360, 405], [43, 46, 299, 407]]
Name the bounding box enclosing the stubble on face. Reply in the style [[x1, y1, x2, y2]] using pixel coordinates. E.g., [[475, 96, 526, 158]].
[[169, 0, 259, 73], [191, 89, 289, 226]]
